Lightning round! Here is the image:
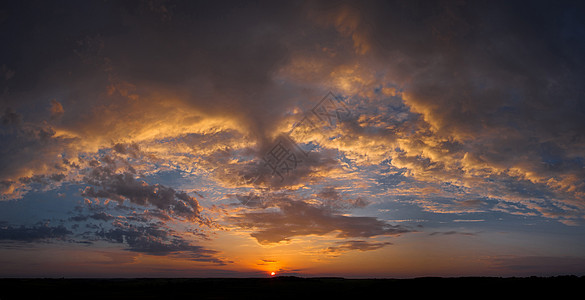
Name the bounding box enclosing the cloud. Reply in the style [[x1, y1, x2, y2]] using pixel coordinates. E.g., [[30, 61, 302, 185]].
[[323, 240, 392, 256], [1, 0, 585, 278], [315, 186, 369, 211], [69, 212, 115, 222], [60, 191, 225, 263], [428, 231, 476, 236], [1, 108, 21, 126], [0, 0, 308, 196], [0, 223, 71, 242], [275, 0, 585, 223], [207, 137, 342, 190], [96, 219, 228, 264], [82, 165, 204, 223], [452, 219, 485, 223], [230, 194, 409, 244], [0, 107, 80, 200], [366, 1, 585, 216], [307, 1, 373, 55], [1, 64, 15, 80], [1, 1, 362, 202], [1, 0, 584, 245], [49, 99, 64, 119]]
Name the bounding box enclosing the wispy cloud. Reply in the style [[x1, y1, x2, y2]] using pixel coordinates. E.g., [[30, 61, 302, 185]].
[[323, 240, 393, 256]]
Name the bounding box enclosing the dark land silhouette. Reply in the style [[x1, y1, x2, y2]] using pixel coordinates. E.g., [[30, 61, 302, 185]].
[[0, 276, 583, 299]]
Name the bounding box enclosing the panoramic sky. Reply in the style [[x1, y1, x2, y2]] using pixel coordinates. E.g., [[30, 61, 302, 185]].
[[1, 0, 585, 278]]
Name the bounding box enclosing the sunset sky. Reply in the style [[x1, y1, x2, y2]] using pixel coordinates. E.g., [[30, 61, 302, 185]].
[[1, 0, 585, 278]]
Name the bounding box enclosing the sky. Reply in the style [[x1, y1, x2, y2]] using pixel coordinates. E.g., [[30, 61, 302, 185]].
[[1, 0, 585, 278]]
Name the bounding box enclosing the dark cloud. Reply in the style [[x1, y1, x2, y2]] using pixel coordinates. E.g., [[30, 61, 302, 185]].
[[295, 0, 585, 220], [1, 0, 584, 213], [18, 173, 66, 185], [1, 107, 21, 126], [209, 137, 341, 190], [230, 194, 409, 244], [316, 187, 369, 211], [49, 99, 64, 119], [0, 0, 312, 200], [0, 107, 78, 199], [69, 212, 115, 223], [456, 199, 484, 208], [96, 219, 228, 265], [63, 169, 220, 260], [0, 223, 71, 242], [82, 167, 204, 223], [112, 142, 141, 158], [233, 185, 364, 211], [1, 0, 306, 140], [235, 192, 268, 209]]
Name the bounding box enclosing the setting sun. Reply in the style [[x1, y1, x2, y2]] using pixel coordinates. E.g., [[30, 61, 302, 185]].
[[270, 272, 276, 276]]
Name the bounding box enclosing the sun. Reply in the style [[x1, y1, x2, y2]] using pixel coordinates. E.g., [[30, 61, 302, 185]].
[[270, 272, 276, 276]]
